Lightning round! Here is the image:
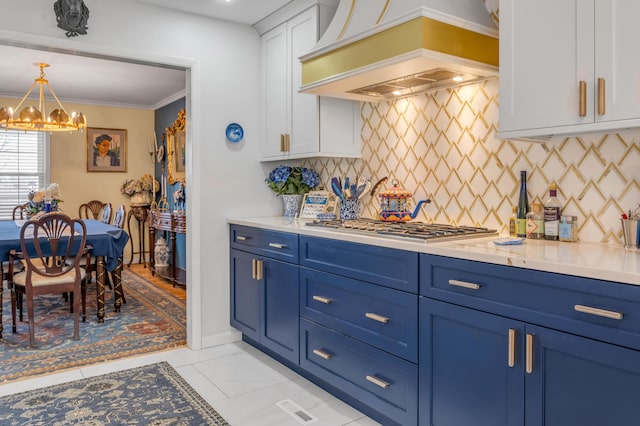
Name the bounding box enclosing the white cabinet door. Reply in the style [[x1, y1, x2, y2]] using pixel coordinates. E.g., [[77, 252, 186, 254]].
[[260, 4, 361, 160], [594, 0, 640, 123], [262, 23, 288, 158], [288, 8, 320, 157], [498, 0, 594, 134]]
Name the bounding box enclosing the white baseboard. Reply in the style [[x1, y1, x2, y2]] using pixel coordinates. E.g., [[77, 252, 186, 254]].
[[200, 329, 242, 349]]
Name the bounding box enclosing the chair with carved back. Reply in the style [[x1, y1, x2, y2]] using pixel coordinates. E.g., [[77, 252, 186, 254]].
[[12, 202, 29, 220], [100, 203, 112, 224], [1, 203, 30, 284], [78, 200, 110, 221], [7, 213, 90, 347]]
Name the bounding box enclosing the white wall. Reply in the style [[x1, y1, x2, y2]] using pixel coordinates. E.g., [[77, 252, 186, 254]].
[[0, 1, 281, 348]]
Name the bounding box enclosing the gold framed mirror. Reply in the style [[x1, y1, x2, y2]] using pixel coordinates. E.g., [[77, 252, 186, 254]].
[[167, 108, 186, 185]]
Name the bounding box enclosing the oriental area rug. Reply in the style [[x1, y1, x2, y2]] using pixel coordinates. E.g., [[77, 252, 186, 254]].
[[0, 269, 186, 383], [0, 362, 229, 425]]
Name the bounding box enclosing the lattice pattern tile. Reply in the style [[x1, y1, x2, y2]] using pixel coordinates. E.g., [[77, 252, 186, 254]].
[[304, 79, 640, 245]]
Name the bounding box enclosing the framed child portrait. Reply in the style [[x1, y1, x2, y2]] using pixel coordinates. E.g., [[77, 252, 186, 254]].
[[87, 127, 127, 172]]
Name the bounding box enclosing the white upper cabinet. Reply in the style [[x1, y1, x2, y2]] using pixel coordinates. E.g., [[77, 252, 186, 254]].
[[498, 0, 640, 139], [259, 3, 361, 160]]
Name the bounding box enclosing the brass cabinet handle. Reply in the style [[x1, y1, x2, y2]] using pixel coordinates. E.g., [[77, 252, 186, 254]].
[[251, 258, 257, 280], [597, 77, 606, 115], [574, 304, 623, 320], [268, 243, 286, 249], [285, 134, 291, 152], [508, 328, 516, 368], [236, 236, 247, 241], [312, 349, 332, 360], [448, 279, 481, 290], [526, 333, 534, 374], [280, 134, 284, 152], [579, 80, 587, 117], [255, 259, 263, 281], [366, 375, 390, 389], [312, 295, 332, 304], [365, 312, 389, 324]]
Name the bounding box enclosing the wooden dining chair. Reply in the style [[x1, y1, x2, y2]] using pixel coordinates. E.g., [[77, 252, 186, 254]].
[[12, 202, 29, 220], [78, 200, 109, 221], [7, 213, 90, 347], [1, 203, 30, 283], [100, 203, 112, 224], [108, 204, 127, 303]]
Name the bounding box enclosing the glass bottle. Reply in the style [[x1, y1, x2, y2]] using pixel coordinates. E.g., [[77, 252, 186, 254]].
[[516, 171, 529, 238], [509, 206, 517, 237], [526, 203, 545, 239], [543, 183, 562, 240]]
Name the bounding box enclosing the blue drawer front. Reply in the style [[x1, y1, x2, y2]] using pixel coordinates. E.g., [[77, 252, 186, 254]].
[[421, 254, 640, 351], [299, 235, 418, 293], [230, 225, 298, 263], [300, 318, 418, 426], [300, 267, 418, 362]]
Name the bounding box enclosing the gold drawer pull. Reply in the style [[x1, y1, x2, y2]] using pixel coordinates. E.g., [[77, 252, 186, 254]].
[[255, 260, 263, 281], [366, 375, 390, 389], [508, 328, 516, 368], [365, 312, 389, 324], [236, 236, 247, 241], [268, 243, 286, 249], [312, 295, 332, 304], [579, 80, 587, 117], [312, 349, 332, 360], [597, 77, 606, 115], [448, 279, 481, 290], [526, 333, 534, 374], [251, 258, 257, 280], [574, 304, 623, 320]]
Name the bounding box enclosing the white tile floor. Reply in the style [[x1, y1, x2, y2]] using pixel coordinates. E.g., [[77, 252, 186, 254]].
[[0, 341, 381, 425]]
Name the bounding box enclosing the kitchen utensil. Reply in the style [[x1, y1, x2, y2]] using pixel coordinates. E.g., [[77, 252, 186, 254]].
[[331, 177, 344, 200], [370, 177, 388, 196]]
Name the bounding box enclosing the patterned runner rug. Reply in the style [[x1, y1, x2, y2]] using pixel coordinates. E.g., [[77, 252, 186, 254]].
[[0, 269, 186, 383], [0, 362, 229, 425]]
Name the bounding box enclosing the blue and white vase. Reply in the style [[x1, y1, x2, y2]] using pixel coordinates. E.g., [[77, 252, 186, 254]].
[[340, 199, 361, 220], [281, 194, 303, 218]]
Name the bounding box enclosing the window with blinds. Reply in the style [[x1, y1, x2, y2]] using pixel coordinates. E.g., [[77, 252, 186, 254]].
[[0, 130, 49, 220]]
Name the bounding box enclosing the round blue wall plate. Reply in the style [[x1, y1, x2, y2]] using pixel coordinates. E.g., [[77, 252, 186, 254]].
[[226, 122, 244, 143]]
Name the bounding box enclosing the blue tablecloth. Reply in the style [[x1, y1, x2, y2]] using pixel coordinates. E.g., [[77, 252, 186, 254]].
[[0, 219, 129, 272]]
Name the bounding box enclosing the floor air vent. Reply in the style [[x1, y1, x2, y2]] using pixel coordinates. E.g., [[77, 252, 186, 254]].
[[276, 399, 318, 424]]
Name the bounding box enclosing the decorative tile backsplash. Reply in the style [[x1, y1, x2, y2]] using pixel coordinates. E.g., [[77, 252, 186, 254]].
[[304, 79, 640, 245]]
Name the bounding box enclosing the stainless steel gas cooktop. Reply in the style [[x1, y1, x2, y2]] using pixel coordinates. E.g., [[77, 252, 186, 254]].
[[305, 219, 497, 242]]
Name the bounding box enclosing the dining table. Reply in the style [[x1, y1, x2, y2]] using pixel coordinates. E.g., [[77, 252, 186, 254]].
[[0, 219, 130, 334]]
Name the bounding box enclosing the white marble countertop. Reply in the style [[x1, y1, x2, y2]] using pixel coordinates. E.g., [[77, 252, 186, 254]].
[[228, 217, 640, 286]]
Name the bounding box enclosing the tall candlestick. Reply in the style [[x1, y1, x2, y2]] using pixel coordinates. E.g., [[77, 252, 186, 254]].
[[147, 135, 152, 153], [154, 131, 159, 151]]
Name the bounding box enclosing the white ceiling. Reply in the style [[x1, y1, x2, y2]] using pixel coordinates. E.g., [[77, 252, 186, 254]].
[[0, 0, 293, 110]]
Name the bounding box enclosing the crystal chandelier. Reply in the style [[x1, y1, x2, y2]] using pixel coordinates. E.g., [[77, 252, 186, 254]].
[[0, 62, 86, 132]]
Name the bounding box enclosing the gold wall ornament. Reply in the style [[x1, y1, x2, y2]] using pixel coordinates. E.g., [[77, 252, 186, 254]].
[[166, 108, 186, 185]]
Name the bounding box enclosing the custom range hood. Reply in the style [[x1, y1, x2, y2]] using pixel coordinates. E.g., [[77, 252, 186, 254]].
[[300, 0, 499, 102]]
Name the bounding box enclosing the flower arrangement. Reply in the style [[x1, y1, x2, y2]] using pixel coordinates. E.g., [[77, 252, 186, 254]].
[[26, 183, 62, 216], [120, 174, 159, 196], [266, 165, 320, 195]]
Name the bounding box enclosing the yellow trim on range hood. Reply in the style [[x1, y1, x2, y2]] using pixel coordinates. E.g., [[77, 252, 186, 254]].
[[301, 16, 498, 100]]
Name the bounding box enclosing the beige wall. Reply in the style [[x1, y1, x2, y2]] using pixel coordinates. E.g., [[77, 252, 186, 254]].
[[1, 96, 154, 259]]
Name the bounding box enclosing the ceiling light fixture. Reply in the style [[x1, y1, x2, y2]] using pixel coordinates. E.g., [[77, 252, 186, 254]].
[[0, 62, 86, 133]]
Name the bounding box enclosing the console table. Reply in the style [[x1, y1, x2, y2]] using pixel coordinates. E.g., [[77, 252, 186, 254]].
[[126, 205, 150, 267], [149, 210, 186, 286]]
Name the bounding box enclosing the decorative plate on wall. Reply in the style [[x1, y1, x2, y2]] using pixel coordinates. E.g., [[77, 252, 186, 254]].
[[225, 123, 244, 143]]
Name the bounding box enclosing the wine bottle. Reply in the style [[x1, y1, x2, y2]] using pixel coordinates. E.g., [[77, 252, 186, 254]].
[[544, 183, 562, 240], [516, 171, 529, 238]]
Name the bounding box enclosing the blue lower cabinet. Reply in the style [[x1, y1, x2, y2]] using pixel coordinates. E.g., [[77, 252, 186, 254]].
[[420, 298, 525, 426], [300, 318, 417, 426], [230, 248, 299, 364], [300, 267, 418, 362], [526, 324, 640, 426], [230, 249, 260, 342]]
